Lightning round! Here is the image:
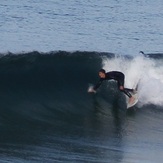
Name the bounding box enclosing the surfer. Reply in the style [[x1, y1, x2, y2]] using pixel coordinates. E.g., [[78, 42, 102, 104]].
[[91, 69, 135, 103]]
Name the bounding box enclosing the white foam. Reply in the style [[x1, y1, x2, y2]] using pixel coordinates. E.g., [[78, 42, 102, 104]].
[[102, 55, 163, 106]]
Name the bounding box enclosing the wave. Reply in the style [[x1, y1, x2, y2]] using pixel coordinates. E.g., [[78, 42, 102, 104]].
[[0, 51, 107, 128], [0, 51, 162, 128]]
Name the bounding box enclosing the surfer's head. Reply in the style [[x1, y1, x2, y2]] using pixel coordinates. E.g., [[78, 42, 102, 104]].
[[99, 69, 106, 78]]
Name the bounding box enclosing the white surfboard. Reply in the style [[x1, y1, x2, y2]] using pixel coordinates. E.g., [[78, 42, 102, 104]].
[[126, 92, 138, 109], [126, 80, 139, 109]]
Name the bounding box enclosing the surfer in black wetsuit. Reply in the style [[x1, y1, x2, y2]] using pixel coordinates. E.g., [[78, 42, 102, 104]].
[[92, 69, 135, 103]]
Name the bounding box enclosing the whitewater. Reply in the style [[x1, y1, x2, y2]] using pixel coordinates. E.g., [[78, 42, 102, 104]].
[[102, 54, 163, 106]]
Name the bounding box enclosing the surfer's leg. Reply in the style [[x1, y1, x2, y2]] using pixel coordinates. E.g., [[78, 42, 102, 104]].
[[122, 89, 135, 104], [121, 89, 132, 98], [117, 74, 134, 98], [119, 84, 135, 103], [124, 88, 137, 94], [124, 88, 134, 92], [118, 83, 132, 98]]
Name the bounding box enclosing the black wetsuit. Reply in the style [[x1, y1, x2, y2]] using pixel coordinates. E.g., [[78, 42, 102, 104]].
[[94, 71, 133, 98]]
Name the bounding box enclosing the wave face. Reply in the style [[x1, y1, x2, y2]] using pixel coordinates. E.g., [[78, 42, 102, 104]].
[[0, 52, 99, 118], [0, 51, 162, 120], [0, 51, 163, 162]]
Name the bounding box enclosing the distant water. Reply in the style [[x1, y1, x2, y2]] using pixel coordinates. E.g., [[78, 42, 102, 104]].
[[0, 0, 163, 163], [0, 0, 163, 54]]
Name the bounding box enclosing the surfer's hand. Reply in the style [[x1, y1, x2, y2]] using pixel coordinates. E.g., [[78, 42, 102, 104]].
[[91, 89, 96, 93], [88, 89, 96, 93], [88, 86, 96, 93]]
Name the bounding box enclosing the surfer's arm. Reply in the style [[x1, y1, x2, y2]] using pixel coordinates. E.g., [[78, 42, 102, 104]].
[[93, 79, 103, 91]]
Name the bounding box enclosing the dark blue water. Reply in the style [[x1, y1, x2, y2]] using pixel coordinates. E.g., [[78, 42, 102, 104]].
[[0, 0, 163, 162], [0, 52, 162, 162]]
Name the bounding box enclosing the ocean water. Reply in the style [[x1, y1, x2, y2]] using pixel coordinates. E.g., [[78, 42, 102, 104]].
[[0, 1, 163, 163], [0, 0, 163, 54]]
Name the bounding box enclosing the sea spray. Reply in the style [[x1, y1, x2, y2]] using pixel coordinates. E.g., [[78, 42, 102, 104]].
[[102, 55, 163, 106]]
